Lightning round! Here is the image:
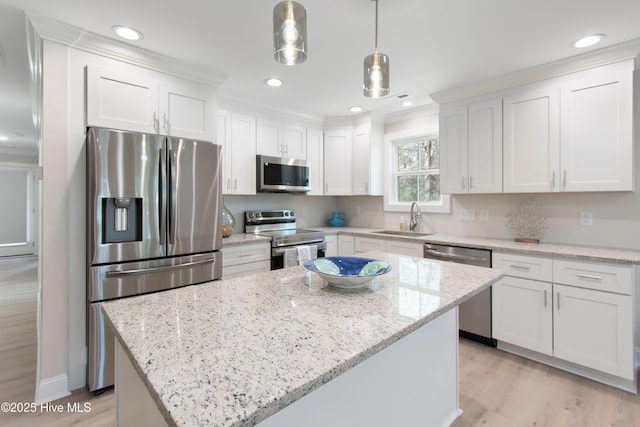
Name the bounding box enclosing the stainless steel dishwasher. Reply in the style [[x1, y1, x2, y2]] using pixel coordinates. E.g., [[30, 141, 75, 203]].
[[423, 243, 497, 347]]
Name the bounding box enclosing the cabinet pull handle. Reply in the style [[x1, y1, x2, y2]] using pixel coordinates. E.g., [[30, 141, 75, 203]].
[[557, 291, 560, 310], [163, 113, 170, 134], [551, 171, 556, 189], [563, 170, 567, 190], [510, 264, 530, 271], [365, 182, 369, 193], [153, 112, 160, 133], [576, 273, 603, 281], [544, 289, 548, 308], [325, 182, 328, 193], [226, 178, 231, 191], [234, 178, 237, 190], [461, 176, 466, 190], [469, 176, 473, 189]]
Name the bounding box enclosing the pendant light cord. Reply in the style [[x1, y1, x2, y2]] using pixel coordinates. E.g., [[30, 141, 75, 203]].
[[374, 0, 379, 52]]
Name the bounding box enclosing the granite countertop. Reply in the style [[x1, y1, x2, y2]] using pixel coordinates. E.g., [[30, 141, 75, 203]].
[[102, 252, 503, 427], [222, 233, 270, 246], [312, 227, 640, 265]]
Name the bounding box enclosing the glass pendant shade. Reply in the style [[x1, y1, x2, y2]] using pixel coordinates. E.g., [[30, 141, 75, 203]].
[[273, 1, 308, 65], [363, 52, 390, 97]]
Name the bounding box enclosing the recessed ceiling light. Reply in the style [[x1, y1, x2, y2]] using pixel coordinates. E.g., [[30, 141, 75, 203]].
[[402, 100, 413, 107], [265, 78, 283, 87], [0, 136, 8, 141], [573, 34, 605, 48], [349, 106, 362, 113], [112, 25, 144, 41]]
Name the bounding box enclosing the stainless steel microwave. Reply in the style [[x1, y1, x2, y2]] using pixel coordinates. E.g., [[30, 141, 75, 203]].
[[256, 155, 310, 193]]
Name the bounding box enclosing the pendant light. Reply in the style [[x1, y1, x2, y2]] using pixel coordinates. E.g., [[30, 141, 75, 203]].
[[273, 1, 308, 65], [363, 0, 389, 97]]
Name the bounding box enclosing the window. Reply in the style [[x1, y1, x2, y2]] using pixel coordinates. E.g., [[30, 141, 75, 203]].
[[394, 137, 441, 203]]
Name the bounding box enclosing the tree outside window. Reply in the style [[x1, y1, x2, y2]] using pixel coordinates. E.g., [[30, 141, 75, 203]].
[[394, 137, 441, 203]]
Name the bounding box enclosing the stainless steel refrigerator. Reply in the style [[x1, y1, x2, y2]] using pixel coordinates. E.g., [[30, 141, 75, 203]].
[[86, 127, 223, 392]]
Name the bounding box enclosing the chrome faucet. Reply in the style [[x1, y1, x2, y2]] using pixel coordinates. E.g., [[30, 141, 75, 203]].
[[409, 202, 422, 232]]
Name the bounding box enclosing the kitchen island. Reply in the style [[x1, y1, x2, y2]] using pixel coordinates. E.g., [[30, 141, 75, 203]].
[[102, 252, 504, 427]]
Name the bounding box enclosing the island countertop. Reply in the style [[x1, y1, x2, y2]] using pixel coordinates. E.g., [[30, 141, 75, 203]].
[[102, 252, 504, 427]]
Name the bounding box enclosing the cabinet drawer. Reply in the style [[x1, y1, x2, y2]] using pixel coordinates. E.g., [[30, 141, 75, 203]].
[[493, 253, 552, 281], [222, 243, 270, 267], [553, 260, 632, 295], [223, 260, 271, 279], [354, 237, 386, 253]]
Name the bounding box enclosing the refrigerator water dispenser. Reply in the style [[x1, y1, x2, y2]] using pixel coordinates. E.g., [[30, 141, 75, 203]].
[[102, 197, 142, 243]]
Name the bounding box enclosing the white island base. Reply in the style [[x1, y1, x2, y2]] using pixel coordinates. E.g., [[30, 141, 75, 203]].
[[115, 307, 461, 427]]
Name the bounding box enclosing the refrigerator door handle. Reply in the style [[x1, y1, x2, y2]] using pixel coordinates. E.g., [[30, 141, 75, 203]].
[[159, 145, 167, 246], [105, 258, 215, 278], [168, 147, 177, 245]]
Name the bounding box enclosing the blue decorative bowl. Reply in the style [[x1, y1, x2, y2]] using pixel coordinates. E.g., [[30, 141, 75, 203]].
[[303, 256, 392, 289]]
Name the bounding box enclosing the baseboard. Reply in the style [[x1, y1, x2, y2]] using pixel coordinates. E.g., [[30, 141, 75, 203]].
[[35, 374, 71, 404]]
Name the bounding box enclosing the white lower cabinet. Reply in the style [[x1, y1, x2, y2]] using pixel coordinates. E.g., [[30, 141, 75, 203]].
[[222, 243, 270, 279], [337, 235, 355, 256], [355, 236, 423, 257], [492, 276, 553, 355], [354, 237, 386, 254], [492, 252, 635, 389], [324, 235, 337, 257]]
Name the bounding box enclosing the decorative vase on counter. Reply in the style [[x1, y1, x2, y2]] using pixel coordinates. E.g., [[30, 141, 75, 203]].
[[221, 198, 236, 237], [327, 212, 346, 227]]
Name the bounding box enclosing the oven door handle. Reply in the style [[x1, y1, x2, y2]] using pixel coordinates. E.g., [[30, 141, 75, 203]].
[[272, 242, 326, 256]]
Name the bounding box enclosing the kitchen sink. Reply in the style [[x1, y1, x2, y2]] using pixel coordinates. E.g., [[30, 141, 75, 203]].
[[372, 230, 432, 237]]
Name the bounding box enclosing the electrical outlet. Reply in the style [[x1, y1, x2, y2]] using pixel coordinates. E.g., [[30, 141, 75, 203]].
[[480, 210, 489, 221], [580, 211, 593, 226], [458, 208, 476, 221]]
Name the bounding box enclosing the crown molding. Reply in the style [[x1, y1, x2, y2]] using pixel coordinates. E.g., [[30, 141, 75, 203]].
[[26, 13, 227, 87], [431, 38, 640, 104], [218, 94, 324, 127]]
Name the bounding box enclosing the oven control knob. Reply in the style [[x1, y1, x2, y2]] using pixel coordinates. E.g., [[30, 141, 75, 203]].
[[290, 211, 295, 217], [284, 211, 289, 216], [248, 213, 253, 218], [256, 213, 262, 218]]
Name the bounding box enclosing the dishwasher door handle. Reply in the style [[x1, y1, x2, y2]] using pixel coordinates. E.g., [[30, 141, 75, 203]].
[[424, 249, 489, 264]]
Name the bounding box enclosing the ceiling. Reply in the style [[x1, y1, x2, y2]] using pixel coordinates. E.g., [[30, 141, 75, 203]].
[[2, 0, 640, 155]]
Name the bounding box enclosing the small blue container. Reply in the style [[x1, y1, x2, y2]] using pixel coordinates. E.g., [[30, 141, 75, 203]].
[[327, 212, 346, 227]]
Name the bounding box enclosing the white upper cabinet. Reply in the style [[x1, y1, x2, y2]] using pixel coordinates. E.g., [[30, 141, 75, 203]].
[[324, 126, 352, 195], [503, 86, 560, 193], [468, 98, 503, 193], [306, 127, 324, 195], [440, 98, 502, 194], [87, 65, 215, 141], [439, 104, 468, 194], [352, 122, 383, 195], [217, 109, 256, 195], [560, 68, 633, 192], [256, 118, 307, 159]]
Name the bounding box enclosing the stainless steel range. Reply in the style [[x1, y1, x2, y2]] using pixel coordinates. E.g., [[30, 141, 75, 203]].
[[245, 209, 326, 269]]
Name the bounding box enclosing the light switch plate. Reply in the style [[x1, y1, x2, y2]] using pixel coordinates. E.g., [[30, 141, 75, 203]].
[[580, 211, 593, 226]]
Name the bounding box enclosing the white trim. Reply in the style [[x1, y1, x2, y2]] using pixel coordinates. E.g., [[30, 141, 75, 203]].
[[34, 374, 71, 404], [383, 130, 451, 214], [26, 13, 226, 87], [430, 38, 640, 104]]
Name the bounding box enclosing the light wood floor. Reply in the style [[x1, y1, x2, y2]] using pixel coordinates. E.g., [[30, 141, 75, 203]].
[[1, 257, 638, 427]]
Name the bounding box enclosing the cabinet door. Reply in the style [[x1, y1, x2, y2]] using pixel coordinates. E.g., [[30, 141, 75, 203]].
[[352, 123, 371, 195], [385, 240, 422, 257], [216, 110, 233, 194], [283, 124, 307, 159], [159, 79, 215, 141], [324, 235, 338, 257], [560, 69, 633, 191], [492, 276, 553, 355], [468, 98, 502, 193], [324, 127, 352, 195], [86, 66, 158, 134], [256, 118, 284, 157], [337, 235, 355, 256], [553, 284, 634, 379], [306, 128, 324, 195], [439, 104, 468, 194], [503, 87, 560, 193], [230, 113, 257, 195]]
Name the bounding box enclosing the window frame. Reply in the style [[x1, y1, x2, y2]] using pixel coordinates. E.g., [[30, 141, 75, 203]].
[[383, 131, 451, 213]]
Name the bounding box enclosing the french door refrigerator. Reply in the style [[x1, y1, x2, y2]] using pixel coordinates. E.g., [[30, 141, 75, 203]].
[[86, 127, 223, 392]]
